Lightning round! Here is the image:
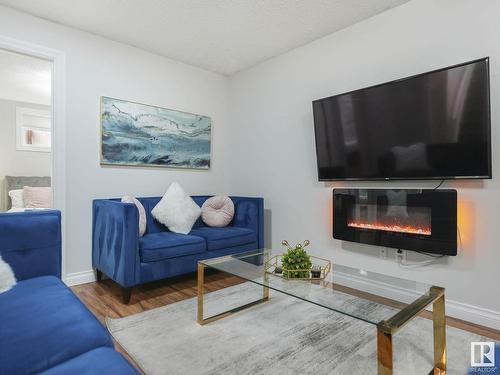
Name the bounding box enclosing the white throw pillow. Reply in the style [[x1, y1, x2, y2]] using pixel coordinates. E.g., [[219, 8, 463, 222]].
[[201, 196, 235, 227], [0, 256, 16, 294], [8, 189, 24, 208], [121, 195, 147, 236], [151, 182, 201, 234]]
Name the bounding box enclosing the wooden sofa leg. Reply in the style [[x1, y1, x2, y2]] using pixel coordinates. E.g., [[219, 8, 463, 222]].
[[122, 287, 133, 304], [95, 269, 102, 282]]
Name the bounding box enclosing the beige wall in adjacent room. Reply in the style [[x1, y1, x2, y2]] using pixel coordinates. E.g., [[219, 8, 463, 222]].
[[0, 99, 51, 210]]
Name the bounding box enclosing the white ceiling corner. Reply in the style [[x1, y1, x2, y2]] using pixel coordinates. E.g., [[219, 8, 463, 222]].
[[0, 0, 410, 75]]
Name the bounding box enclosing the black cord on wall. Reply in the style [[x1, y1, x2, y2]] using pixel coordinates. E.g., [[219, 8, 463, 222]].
[[433, 179, 445, 190]]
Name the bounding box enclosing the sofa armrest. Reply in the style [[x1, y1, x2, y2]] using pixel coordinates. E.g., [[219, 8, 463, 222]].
[[232, 197, 264, 249], [0, 210, 61, 281], [92, 199, 140, 287]]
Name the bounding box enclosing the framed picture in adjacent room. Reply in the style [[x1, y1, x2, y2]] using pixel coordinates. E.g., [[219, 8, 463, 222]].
[[100, 96, 211, 169]]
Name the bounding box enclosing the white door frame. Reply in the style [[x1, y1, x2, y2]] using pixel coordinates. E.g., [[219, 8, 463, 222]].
[[0, 36, 67, 282]]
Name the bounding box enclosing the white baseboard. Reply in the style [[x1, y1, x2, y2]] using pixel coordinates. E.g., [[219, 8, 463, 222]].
[[445, 300, 500, 331], [64, 269, 96, 287], [334, 271, 500, 331]]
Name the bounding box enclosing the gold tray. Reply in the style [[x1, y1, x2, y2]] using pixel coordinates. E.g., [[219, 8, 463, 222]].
[[264, 254, 331, 280]]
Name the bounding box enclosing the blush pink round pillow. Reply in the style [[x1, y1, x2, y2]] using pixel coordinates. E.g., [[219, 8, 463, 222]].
[[201, 196, 235, 227]]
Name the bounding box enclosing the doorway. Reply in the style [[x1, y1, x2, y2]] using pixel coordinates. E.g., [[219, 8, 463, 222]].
[[0, 48, 53, 212], [0, 36, 66, 280]]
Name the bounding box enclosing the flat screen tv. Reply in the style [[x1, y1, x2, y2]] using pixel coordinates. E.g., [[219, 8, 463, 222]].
[[313, 58, 491, 181]]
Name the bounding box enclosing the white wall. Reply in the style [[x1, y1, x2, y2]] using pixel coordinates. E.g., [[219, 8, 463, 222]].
[[0, 6, 231, 278], [1, 0, 498, 328], [229, 0, 500, 327], [0, 99, 51, 210]]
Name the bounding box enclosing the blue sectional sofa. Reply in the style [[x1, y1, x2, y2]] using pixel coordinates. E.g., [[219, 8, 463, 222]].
[[93, 196, 264, 303], [0, 210, 139, 375]]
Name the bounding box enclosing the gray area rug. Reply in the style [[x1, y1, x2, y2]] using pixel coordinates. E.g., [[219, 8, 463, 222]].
[[107, 282, 487, 375]]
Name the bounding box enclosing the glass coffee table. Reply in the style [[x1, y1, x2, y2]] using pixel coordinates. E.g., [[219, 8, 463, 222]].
[[197, 249, 446, 375]]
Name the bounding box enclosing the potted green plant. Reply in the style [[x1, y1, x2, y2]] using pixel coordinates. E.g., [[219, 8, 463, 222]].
[[281, 240, 312, 279]]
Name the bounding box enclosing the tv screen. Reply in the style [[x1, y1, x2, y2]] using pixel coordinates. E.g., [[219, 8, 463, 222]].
[[313, 58, 491, 181]]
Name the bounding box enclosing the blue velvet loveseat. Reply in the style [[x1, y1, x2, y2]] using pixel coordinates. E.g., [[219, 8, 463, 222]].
[[0, 210, 139, 375], [93, 196, 264, 303]]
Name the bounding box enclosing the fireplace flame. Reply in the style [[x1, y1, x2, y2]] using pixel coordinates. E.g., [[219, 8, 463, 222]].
[[347, 222, 431, 236]]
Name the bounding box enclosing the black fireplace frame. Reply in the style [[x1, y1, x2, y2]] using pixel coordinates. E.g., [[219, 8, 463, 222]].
[[333, 189, 457, 255]]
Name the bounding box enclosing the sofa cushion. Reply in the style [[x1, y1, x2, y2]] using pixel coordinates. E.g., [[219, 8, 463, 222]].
[[189, 227, 257, 251], [0, 276, 113, 375], [139, 232, 206, 262], [39, 347, 139, 375], [1, 210, 61, 281]]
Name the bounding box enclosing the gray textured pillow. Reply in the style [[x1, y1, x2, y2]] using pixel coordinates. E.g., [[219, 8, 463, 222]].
[[122, 195, 147, 236], [201, 196, 234, 227]]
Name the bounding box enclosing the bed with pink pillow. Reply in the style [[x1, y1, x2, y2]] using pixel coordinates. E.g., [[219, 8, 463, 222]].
[[5, 176, 52, 212]]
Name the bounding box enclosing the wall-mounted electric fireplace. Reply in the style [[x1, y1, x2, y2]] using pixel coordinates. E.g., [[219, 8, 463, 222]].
[[333, 189, 457, 255]]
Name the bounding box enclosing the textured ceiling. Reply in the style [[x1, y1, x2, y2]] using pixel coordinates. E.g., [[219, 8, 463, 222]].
[[0, 49, 51, 105], [0, 0, 409, 75]]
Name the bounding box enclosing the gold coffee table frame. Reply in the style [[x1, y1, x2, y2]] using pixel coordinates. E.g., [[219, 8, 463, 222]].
[[197, 261, 270, 325], [197, 256, 446, 375], [376, 286, 446, 375]]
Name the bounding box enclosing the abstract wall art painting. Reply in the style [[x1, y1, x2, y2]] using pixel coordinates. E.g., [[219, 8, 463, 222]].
[[100, 97, 211, 169]]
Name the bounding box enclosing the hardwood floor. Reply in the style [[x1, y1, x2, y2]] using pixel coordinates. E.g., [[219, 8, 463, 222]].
[[71, 270, 244, 324], [71, 270, 245, 373], [72, 270, 500, 370]]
